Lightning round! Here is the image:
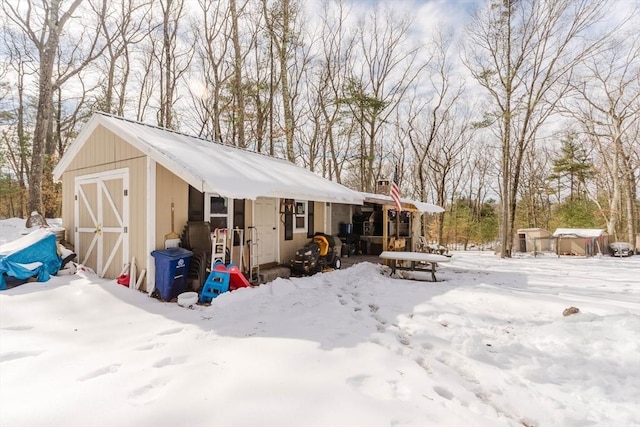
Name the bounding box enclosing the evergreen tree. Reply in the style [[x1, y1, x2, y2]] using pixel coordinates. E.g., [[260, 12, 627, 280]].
[[548, 134, 595, 201]]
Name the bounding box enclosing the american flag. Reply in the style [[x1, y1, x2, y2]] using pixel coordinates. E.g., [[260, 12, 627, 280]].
[[390, 166, 402, 212]]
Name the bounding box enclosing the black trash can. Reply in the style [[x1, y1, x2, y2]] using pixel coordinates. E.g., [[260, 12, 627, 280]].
[[151, 248, 193, 301]]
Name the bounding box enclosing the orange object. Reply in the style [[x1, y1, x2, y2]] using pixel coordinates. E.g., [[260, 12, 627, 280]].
[[116, 274, 130, 286], [313, 235, 329, 256]]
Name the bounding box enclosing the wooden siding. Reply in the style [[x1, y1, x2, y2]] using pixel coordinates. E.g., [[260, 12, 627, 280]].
[[155, 165, 189, 250], [59, 125, 147, 279], [279, 201, 328, 264]]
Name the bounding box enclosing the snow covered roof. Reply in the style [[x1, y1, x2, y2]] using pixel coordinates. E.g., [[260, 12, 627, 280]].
[[360, 192, 444, 213], [53, 113, 364, 204], [552, 228, 607, 238]]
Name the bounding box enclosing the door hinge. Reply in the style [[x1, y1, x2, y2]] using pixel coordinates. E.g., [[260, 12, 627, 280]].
[[124, 189, 128, 196], [74, 195, 78, 201], [124, 226, 128, 233]]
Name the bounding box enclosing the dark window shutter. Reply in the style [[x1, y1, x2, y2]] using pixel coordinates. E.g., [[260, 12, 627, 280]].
[[284, 199, 293, 241], [188, 186, 204, 221], [233, 199, 245, 246], [307, 201, 315, 238]]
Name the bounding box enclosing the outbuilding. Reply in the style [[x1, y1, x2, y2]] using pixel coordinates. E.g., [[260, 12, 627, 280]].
[[515, 228, 552, 253], [53, 113, 363, 293], [552, 228, 609, 257]]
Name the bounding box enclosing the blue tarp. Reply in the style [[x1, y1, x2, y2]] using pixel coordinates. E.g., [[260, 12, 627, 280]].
[[0, 228, 62, 290]]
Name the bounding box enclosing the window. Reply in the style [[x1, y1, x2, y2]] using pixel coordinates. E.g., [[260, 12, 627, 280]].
[[294, 200, 307, 233], [205, 195, 245, 246], [208, 196, 228, 230]]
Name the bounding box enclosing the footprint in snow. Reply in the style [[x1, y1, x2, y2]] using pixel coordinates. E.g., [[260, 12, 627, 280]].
[[128, 377, 170, 405], [347, 375, 410, 401], [433, 385, 454, 400], [157, 327, 183, 336], [152, 356, 187, 368], [1, 325, 33, 331], [373, 314, 387, 325], [415, 357, 433, 374], [398, 334, 411, 346], [0, 350, 44, 362], [77, 364, 121, 382], [134, 342, 166, 351]]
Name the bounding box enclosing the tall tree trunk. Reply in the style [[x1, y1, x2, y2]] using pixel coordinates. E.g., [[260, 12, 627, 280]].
[[278, 0, 295, 162], [28, 5, 62, 214], [230, 0, 246, 148], [162, 0, 174, 128]]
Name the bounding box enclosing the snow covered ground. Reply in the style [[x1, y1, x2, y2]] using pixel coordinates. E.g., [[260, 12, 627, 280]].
[[1, 219, 639, 427]]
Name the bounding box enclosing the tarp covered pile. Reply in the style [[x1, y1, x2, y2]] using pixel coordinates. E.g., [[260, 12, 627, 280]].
[[0, 229, 62, 290]]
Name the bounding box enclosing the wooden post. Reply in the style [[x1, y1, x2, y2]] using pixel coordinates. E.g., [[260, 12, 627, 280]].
[[383, 206, 388, 252]]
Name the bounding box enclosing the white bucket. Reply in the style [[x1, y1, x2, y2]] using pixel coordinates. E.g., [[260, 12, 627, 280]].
[[165, 238, 181, 249], [177, 291, 198, 308]]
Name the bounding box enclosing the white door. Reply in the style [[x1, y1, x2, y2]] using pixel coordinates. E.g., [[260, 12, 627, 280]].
[[254, 198, 277, 264], [74, 169, 129, 278]]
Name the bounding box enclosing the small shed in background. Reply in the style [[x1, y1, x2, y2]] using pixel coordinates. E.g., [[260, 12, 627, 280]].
[[515, 228, 551, 253], [552, 228, 609, 257]]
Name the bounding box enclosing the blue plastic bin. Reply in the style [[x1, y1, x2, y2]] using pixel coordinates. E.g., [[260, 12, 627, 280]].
[[151, 248, 193, 301]]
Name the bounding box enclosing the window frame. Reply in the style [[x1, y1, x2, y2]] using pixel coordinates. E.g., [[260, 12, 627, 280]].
[[293, 200, 308, 234], [205, 195, 230, 230]]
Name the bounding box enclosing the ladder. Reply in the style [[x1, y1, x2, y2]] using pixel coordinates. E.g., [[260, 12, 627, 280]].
[[247, 226, 260, 283], [211, 228, 228, 269]]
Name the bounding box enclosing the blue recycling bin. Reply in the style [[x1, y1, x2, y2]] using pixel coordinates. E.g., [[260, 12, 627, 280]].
[[151, 248, 193, 301]]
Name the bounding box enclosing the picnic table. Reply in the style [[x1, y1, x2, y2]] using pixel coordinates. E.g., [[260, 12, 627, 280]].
[[379, 251, 451, 282]]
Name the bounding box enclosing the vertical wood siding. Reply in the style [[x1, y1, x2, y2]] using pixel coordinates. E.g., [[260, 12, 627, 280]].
[[59, 125, 147, 279], [155, 165, 188, 249]]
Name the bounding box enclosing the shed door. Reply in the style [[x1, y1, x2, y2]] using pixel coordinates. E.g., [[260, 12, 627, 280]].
[[74, 169, 129, 278], [254, 198, 277, 264], [518, 233, 526, 252]]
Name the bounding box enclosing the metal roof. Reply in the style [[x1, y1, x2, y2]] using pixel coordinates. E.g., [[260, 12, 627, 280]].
[[54, 113, 364, 205], [360, 192, 444, 213]]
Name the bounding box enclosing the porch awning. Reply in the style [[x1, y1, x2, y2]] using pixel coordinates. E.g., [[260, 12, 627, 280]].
[[360, 192, 444, 213]]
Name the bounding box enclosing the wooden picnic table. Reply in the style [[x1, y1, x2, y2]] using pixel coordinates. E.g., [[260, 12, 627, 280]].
[[379, 251, 451, 282]]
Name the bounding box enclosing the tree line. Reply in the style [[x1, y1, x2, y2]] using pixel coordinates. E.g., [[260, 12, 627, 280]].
[[0, 0, 638, 256]]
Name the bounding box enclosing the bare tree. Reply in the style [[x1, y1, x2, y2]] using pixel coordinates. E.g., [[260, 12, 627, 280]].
[[567, 30, 640, 243], [313, 0, 356, 183], [155, 0, 194, 129], [229, 0, 247, 148], [188, 0, 233, 141], [518, 143, 554, 229], [345, 3, 427, 192], [399, 29, 470, 243], [0, 27, 34, 218], [2, 0, 106, 214], [242, 2, 271, 153], [464, 0, 615, 257], [94, 0, 153, 116], [263, 0, 296, 161]]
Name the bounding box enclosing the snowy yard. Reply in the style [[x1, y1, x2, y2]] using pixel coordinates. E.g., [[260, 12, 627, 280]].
[[1, 220, 639, 427]]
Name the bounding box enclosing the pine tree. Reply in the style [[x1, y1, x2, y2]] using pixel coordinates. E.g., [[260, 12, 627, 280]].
[[548, 134, 594, 201]]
